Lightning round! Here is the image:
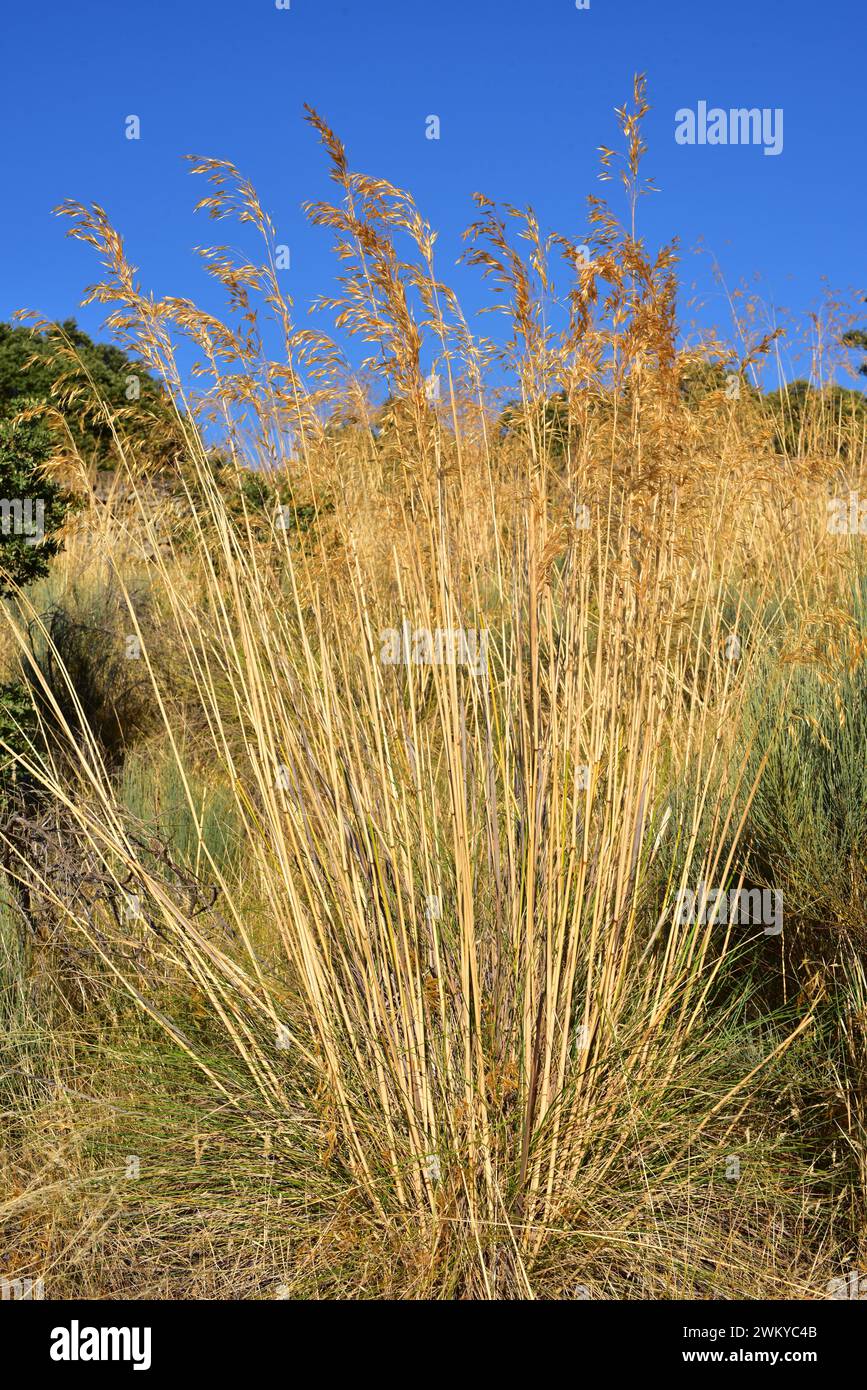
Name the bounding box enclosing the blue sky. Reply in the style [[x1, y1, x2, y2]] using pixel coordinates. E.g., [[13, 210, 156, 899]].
[[1, 0, 864, 388]]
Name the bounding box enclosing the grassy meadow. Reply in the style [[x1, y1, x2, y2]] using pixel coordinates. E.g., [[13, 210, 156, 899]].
[[1, 85, 866, 1300]]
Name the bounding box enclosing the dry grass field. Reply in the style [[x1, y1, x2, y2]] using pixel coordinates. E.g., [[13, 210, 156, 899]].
[[2, 82, 866, 1300]]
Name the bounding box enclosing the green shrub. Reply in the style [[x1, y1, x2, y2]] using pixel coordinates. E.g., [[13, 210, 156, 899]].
[[0, 417, 75, 596], [741, 595, 867, 942]]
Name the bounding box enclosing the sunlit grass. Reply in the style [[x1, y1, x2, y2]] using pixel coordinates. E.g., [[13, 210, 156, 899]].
[[0, 78, 865, 1299]]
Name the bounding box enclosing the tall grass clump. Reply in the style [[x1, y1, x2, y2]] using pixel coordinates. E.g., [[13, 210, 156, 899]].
[[1, 78, 865, 1298]]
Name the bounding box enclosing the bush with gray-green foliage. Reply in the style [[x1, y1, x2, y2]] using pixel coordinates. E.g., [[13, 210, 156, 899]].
[[741, 579, 867, 943]]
